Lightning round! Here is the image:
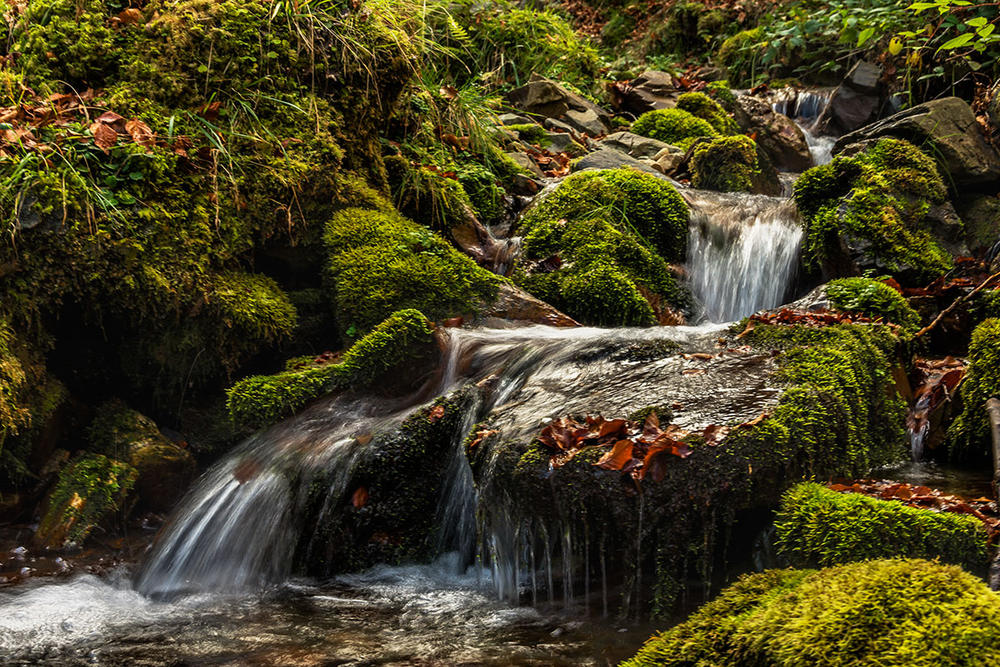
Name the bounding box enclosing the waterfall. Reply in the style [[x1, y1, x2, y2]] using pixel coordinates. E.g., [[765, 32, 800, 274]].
[[771, 88, 836, 167], [685, 190, 803, 322]]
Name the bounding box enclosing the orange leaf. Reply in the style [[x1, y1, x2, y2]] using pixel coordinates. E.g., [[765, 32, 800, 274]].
[[90, 122, 118, 152], [125, 118, 155, 148], [598, 418, 627, 439], [595, 439, 634, 470], [351, 486, 368, 509], [428, 405, 446, 422]]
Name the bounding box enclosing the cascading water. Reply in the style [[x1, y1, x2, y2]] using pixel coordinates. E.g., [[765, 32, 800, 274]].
[[771, 88, 836, 166], [685, 190, 803, 322]]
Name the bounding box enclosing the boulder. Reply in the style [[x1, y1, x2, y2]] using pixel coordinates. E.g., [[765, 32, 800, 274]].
[[571, 147, 667, 177], [505, 151, 545, 179], [736, 96, 812, 172], [834, 97, 1000, 190], [957, 193, 1000, 251], [481, 283, 579, 327], [598, 131, 677, 159], [506, 76, 611, 136], [612, 70, 679, 115], [545, 131, 587, 157], [498, 112, 532, 126], [815, 61, 885, 136]]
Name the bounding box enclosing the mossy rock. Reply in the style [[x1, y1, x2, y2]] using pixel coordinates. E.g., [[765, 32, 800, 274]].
[[676, 92, 738, 135], [826, 277, 921, 331], [775, 483, 989, 570], [622, 559, 1000, 667], [227, 309, 440, 430], [946, 318, 1000, 460], [34, 453, 137, 550], [793, 138, 955, 284], [632, 108, 719, 151], [691, 135, 760, 192]]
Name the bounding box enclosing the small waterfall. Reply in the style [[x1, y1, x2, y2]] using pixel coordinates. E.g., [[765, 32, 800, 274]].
[[685, 190, 803, 322], [771, 88, 836, 166]]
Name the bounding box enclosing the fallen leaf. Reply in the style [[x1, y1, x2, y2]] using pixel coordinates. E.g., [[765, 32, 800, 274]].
[[428, 405, 445, 422], [595, 439, 634, 470], [125, 118, 155, 148], [351, 486, 368, 509], [90, 121, 118, 152]]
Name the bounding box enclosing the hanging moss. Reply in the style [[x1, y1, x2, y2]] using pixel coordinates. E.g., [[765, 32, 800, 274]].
[[775, 483, 988, 570], [946, 318, 1000, 460], [793, 138, 954, 283], [623, 559, 1000, 667], [690, 135, 760, 192], [826, 277, 921, 331], [226, 309, 439, 429], [520, 168, 690, 262], [632, 108, 719, 151]]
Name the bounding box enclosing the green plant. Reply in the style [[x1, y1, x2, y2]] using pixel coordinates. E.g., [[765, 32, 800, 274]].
[[946, 317, 1000, 459], [827, 277, 922, 330]]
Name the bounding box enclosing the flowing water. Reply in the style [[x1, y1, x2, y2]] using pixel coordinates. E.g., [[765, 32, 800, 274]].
[[771, 88, 836, 167]]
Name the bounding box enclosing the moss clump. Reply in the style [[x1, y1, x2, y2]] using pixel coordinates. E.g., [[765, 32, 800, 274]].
[[794, 138, 954, 283], [691, 135, 759, 192], [384, 154, 479, 232], [34, 453, 137, 550], [705, 80, 737, 110], [676, 92, 738, 135], [632, 108, 719, 151], [623, 559, 1000, 667], [775, 483, 988, 570], [715, 27, 765, 88], [324, 207, 501, 334], [826, 277, 921, 331], [520, 168, 689, 261], [507, 123, 549, 145], [947, 318, 1000, 459], [226, 309, 438, 429]]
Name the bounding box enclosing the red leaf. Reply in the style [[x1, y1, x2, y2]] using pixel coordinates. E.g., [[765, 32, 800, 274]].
[[428, 405, 446, 422], [595, 439, 634, 470], [351, 486, 368, 509]]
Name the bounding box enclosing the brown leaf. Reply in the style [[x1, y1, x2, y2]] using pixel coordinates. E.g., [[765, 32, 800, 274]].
[[442, 316, 464, 327], [642, 411, 661, 438], [468, 428, 498, 451], [117, 8, 143, 25], [595, 439, 634, 470], [199, 101, 222, 122], [90, 121, 118, 152], [351, 486, 368, 509], [702, 424, 730, 445], [125, 118, 155, 148], [355, 433, 373, 446], [439, 85, 459, 100], [597, 418, 627, 439], [428, 405, 446, 422], [681, 368, 706, 376], [95, 110, 126, 133]]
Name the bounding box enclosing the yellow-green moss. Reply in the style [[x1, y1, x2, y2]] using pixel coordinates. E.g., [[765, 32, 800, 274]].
[[826, 277, 921, 331], [775, 482, 988, 570], [691, 135, 759, 192], [632, 108, 719, 151], [623, 559, 1000, 667], [715, 27, 765, 88], [947, 318, 1000, 460], [676, 92, 738, 135]]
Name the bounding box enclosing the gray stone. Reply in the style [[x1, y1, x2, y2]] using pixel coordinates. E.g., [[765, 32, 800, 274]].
[[613, 70, 679, 115], [654, 147, 685, 174], [499, 113, 532, 126], [543, 117, 577, 134], [545, 132, 587, 157], [736, 96, 812, 172], [957, 193, 1000, 251], [598, 131, 676, 159], [563, 107, 608, 136], [571, 148, 667, 178], [834, 97, 1000, 190], [506, 151, 545, 179], [506, 76, 611, 137], [815, 62, 885, 135]]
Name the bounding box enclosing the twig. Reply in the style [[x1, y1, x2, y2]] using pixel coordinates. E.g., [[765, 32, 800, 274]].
[[986, 396, 1000, 591], [913, 270, 1000, 340]]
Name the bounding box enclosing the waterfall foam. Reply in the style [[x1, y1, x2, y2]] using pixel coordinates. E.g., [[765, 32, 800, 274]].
[[771, 88, 836, 166], [685, 190, 803, 322]]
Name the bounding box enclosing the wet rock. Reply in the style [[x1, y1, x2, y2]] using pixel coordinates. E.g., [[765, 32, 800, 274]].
[[736, 96, 812, 172], [545, 131, 587, 157], [507, 76, 611, 137], [956, 193, 1000, 251], [654, 146, 686, 174], [499, 113, 532, 126], [571, 147, 667, 177], [815, 61, 885, 136], [482, 283, 579, 327], [834, 97, 1000, 190], [613, 70, 679, 115], [506, 151, 545, 179], [598, 131, 677, 160]]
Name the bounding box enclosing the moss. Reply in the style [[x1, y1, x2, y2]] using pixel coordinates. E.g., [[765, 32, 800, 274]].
[[691, 135, 759, 192], [324, 207, 501, 334], [632, 108, 718, 151], [676, 92, 738, 135], [623, 559, 1000, 667], [226, 309, 438, 429], [715, 27, 765, 88], [384, 154, 478, 231], [793, 138, 954, 283], [705, 80, 737, 110], [34, 453, 137, 550], [520, 168, 689, 262], [775, 483, 988, 570], [456, 161, 506, 225], [507, 123, 549, 145], [946, 318, 1000, 460], [826, 277, 921, 331]]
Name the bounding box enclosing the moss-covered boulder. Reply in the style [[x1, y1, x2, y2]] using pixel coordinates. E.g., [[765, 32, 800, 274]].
[[793, 138, 958, 283], [775, 483, 989, 570], [632, 108, 719, 151], [947, 318, 1000, 460], [691, 135, 760, 192], [676, 92, 738, 135], [87, 401, 195, 512], [826, 277, 921, 331], [227, 309, 441, 430], [623, 559, 1000, 667], [33, 453, 137, 550]]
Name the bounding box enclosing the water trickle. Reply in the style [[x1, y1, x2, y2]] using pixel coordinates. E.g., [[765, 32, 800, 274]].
[[685, 190, 803, 322], [771, 88, 836, 167]]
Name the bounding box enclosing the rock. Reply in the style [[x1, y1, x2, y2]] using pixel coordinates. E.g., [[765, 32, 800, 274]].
[[505, 151, 545, 179], [499, 113, 532, 126], [598, 131, 677, 159], [482, 283, 579, 327], [543, 117, 577, 135], [989, 80, 1000, 129], [612, 70, 679, 115], [506, 76, 611, 137], [957, 194, 1000, 251], [545, 132, 587, 157], [815, 61, 885, 135], [511, 173, 542, 196], [571, 147, 668, 178], [654, 146, 686, 174], [736, 96, 812, 172], [834, 97, 1000, 190]]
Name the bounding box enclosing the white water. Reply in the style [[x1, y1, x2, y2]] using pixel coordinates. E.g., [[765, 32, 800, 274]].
[[685, 190, 803, 322], [771, 88, 836, 167]]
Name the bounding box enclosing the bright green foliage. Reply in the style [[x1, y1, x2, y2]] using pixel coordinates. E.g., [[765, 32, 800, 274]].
[[517, 218, 685, 326], [456, 162, 506, 225], [775, 483, 988, 569], [227, 309, 437, 429], [385, 155, 477, 231], [676, 92, 738, 135], [324, 207, 501, 334], [623, 559, 1000, 667], [715, 28, 764, 87], [826, 277, 921, 331], [34, 454, 137, 549], [793, 138, 953, 283], [947, 318, 1000, 459], [632, 108, 718, 151], [705, 80, 737, 110], [691, 135, 760, 192], [507, 123, 549, 144], [520, 168, 690, 261]]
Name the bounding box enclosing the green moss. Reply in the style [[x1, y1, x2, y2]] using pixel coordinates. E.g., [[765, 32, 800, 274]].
[[946, 318, 1000, 460], [87, 400, 164, 459], [794, 138, 954, 283], [623, 559, 1000, 667], [715, 27, 765, 88], [632, 108, 718, 151], [704, 80, 737, 110], [507, 123, 548, 145], [385, 154, 478, 231], [226, 309, 437, 429], [690, 135, 759, 192], [34, 453, 137, 549], [324, 207, 501, 334], [676, 92, 738, 135], [456, 161, 506, 225], [826, 277, 921, 331], [775, 483, 988, 570], [520, 168, 689, 261]]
